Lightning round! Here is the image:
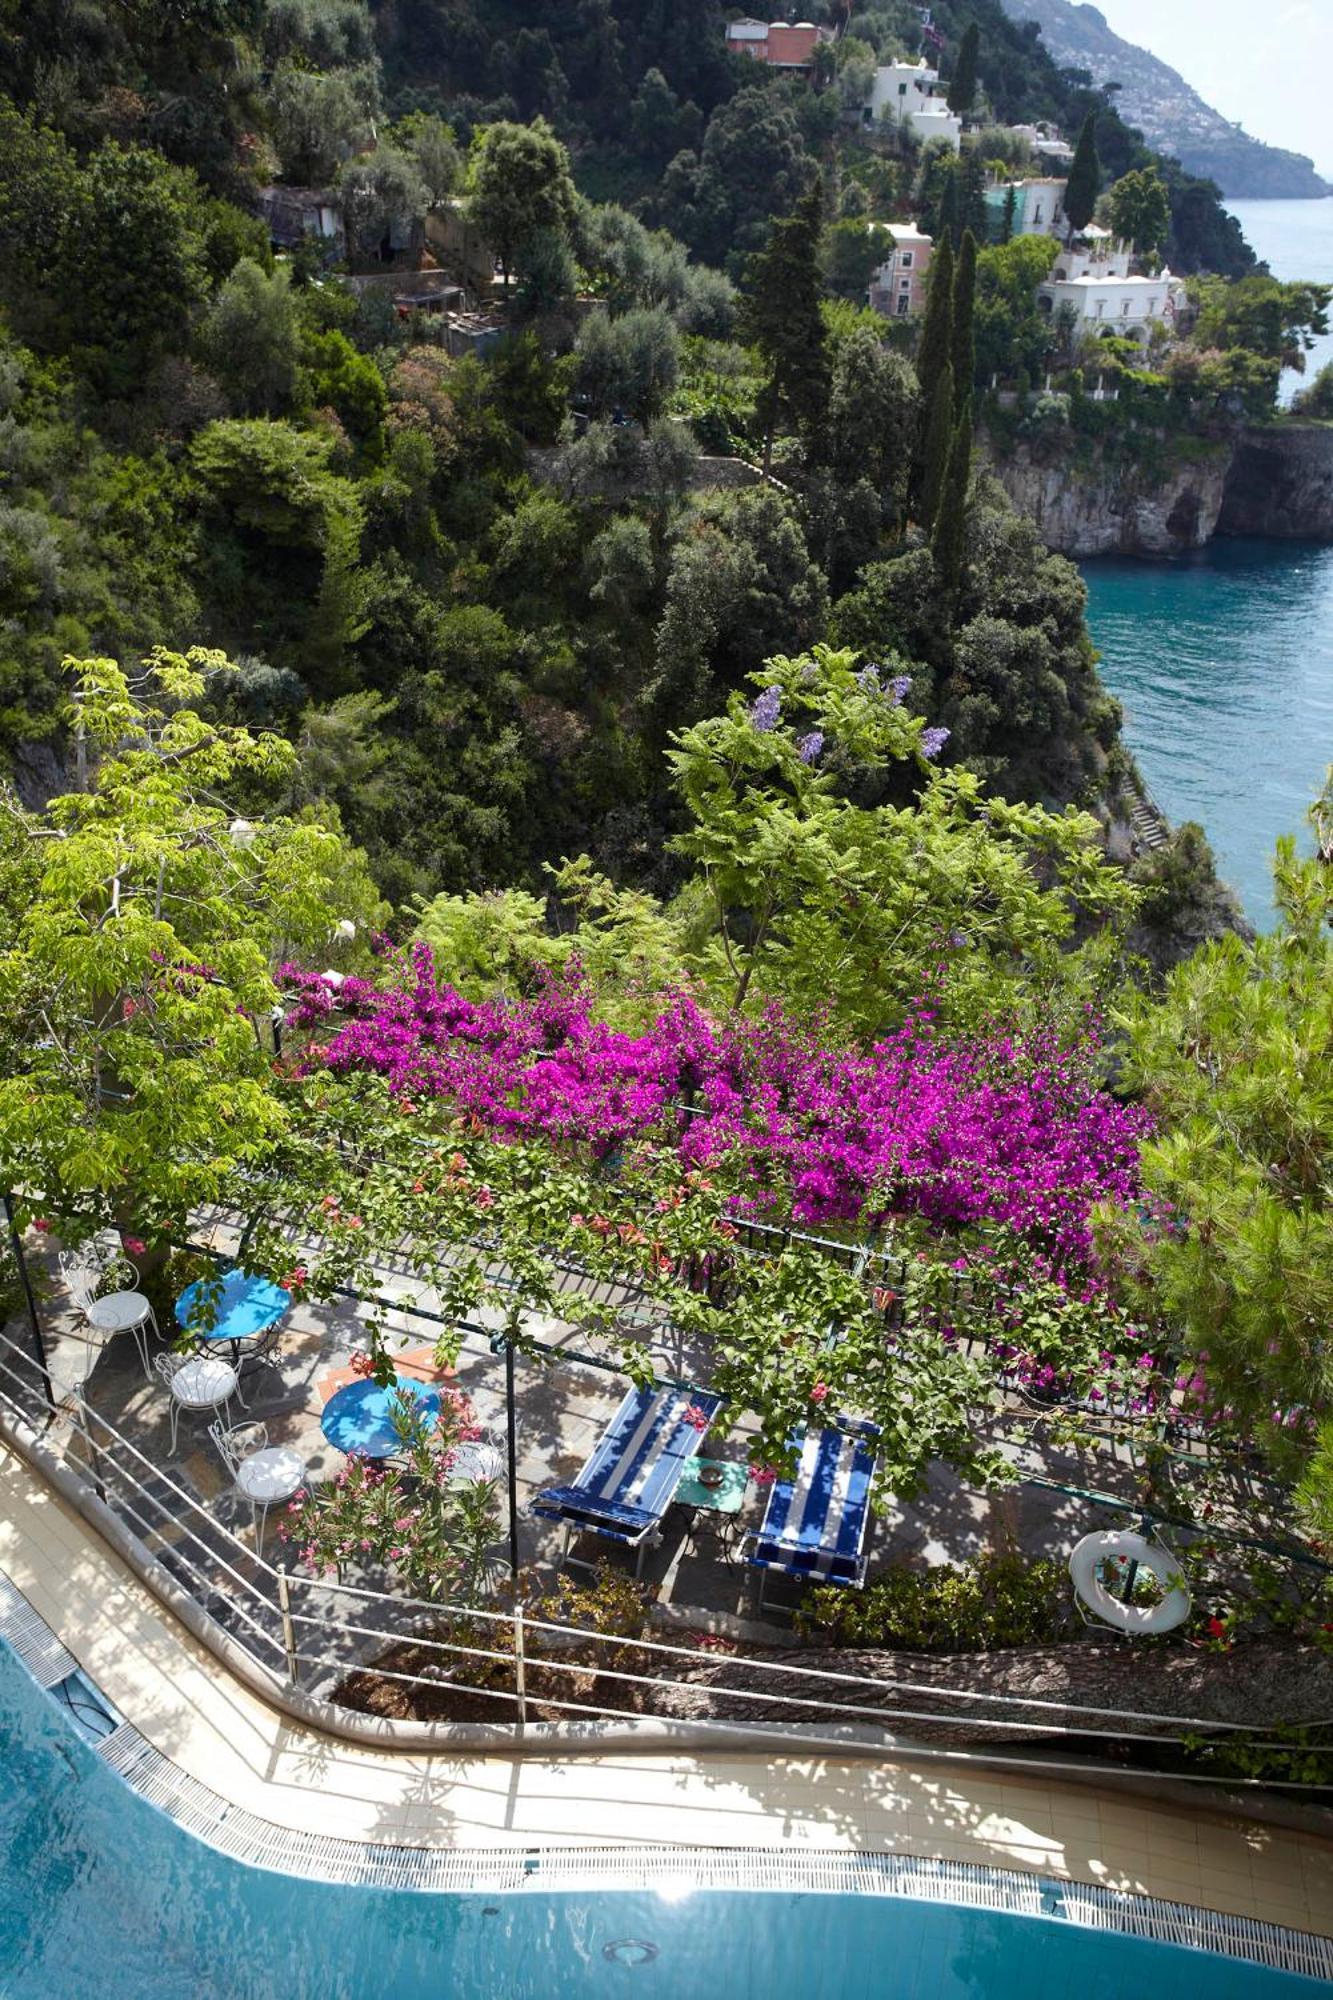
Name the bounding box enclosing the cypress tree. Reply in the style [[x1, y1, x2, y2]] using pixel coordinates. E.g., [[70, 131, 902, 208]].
[[937, 165, 960, 250], [1000, 184, 1017, 245], [920, 360, 955, 533], [931, 397, 973, 605], [910, 232, 953, 518], [951, 228, 977, 401], [739, 177, 831, 475], [915, 230, 954, 407], [946, 22, 980, 118], [1064, 114, 1100, 239], [958, 149, 988, 246]]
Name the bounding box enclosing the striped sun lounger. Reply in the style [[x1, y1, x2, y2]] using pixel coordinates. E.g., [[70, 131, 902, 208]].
[[744, 1419, 880, 1610], [534, 1382, 723, 1577]]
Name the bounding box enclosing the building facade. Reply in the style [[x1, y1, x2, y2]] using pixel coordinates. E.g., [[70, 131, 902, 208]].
[[865, 61, 961, 150], [1040, 232, 1187, 338], [868, 222, 934, 318], [983, 176, 1068, 240], [725, 18, 829, 68]]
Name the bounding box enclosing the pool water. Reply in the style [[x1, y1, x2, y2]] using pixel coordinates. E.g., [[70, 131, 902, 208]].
[[0, 1641, 1324, 2000]]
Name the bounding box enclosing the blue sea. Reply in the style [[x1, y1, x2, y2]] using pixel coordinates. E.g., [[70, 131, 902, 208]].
[[1082, 200, 1333, 929]]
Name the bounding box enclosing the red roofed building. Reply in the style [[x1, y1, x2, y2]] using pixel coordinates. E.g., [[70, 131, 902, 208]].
[[725, 18, 829, 69]]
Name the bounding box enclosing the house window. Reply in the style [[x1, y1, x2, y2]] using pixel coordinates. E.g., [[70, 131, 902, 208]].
[[1121, 299, 1130, 315], [900, 251, 913, 268], [899, 81, 907, 95], [899, 278, 911, 291], [1094, 300, 1105, 318], [896, 295, 910, 315], [1033, 203, 1043, 223]]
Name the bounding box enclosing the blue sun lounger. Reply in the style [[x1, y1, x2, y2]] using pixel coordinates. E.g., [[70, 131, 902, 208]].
[[534, 1382, 723, 1577], [743, 1418, 880, 1612]]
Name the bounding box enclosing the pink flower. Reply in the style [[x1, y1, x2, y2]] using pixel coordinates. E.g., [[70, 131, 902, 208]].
[[810, 1382, 828, 1404], [682, 1403, 711, 1431], [474, 1187, 495, 1211], [748, 1463, 779, 1486], [122, 1236, 147, 1257]]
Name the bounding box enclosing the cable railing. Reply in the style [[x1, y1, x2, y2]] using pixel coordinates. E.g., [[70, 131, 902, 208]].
[[2, 1320, 1330, 1786]]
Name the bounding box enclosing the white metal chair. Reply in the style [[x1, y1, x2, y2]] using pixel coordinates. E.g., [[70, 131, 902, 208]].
[[59, 1246, 158, 1381], [154, 1351, 245, 1456], [208, 1419, 306, 1546]]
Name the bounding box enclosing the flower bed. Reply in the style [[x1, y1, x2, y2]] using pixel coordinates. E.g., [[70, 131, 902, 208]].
[[282, 950, 1148, 1261]]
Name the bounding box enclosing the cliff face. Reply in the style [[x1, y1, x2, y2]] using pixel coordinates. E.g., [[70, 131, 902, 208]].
[[1216, 424, 1333, 540], [989, 425, 1333, 556], [985, 438, 1234, 556]]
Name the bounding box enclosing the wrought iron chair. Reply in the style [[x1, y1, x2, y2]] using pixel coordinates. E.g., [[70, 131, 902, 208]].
[[59, 1245, 158, 1381]]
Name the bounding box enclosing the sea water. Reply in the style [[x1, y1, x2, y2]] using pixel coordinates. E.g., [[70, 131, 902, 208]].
[[1082, 201, 1333, 930]]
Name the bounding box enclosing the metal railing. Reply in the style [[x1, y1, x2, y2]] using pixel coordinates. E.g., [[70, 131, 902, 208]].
[[2, 1321, 1330, 1784]]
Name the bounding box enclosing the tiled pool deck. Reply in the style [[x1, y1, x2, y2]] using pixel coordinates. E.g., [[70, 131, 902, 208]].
[[4, 1441, 1332, 1942]]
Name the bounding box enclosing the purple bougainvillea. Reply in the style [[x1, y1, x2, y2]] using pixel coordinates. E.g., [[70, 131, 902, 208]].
[[281, 952, 1149, 1261]]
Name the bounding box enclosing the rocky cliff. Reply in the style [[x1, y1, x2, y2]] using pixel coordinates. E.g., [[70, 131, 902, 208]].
[[984, 436, 1234, 556], [989, 424, 1333, 556], [1217, 424, 1333, 539]]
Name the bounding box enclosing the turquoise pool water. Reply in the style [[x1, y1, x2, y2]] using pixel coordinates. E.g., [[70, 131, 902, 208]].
[[0, 1641, 1324, 2000]]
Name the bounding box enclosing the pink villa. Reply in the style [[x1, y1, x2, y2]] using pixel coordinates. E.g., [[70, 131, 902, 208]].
[[724, 17, 830, 69], [868, 222, 934, 318]]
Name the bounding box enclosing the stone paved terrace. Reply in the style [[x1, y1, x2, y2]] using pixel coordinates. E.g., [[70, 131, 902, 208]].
[[3, 1212, 1290, 1665]]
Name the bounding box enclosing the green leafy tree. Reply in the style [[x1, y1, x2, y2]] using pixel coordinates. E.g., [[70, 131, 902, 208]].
[[339, 144, 428, 265], [468, 118, 578, 293], [575, 305, 680, 423], [1190, 274, 1332, 372], [200, 258, 299, 416], [946, 23, 980, 118], [267, 62, 378, 184], [973, 234, 1058, 385], [1096, 831, 1333, 1497], [0, 650, 382, 1250], [64, 144, 214, 388], [1063, 114, 1100, 240], [738, 179, 830, 476], [663, 645, 1134, 1032], [1107, 166, 1170, 258]]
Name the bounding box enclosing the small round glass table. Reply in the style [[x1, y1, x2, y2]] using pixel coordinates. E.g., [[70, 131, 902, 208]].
[[320, 1377, 442, 1460]]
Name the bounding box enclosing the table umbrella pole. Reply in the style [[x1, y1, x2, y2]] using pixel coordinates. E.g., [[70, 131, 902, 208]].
[[505, 1337, 520, 1582]]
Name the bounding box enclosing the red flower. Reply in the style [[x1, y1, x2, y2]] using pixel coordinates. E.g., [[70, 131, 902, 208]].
[[1206, 1616, 1228, 1639], [32, 1218, 51, 1234], [682, 1403, 711, 1431], [349, 1350, 376, 1379]]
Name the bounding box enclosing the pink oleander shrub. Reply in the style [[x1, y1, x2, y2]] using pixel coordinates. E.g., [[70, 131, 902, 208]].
[[280, 949, 1150, 1262]]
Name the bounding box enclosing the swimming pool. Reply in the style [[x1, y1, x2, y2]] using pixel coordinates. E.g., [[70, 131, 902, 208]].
[[0, 1637, 1326, 2000]]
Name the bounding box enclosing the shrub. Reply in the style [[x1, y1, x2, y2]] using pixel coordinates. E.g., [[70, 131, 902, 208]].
[[799, 1554, 1072, 1651]]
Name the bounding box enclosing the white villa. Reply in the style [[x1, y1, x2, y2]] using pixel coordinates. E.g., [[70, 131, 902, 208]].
[[864, 60, 961, 150], [984, 176, 1068, 240], [1040, 228, 1188, 340]]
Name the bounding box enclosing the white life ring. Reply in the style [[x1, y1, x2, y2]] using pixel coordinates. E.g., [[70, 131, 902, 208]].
[[1068, 1530, 1192, 1635]]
